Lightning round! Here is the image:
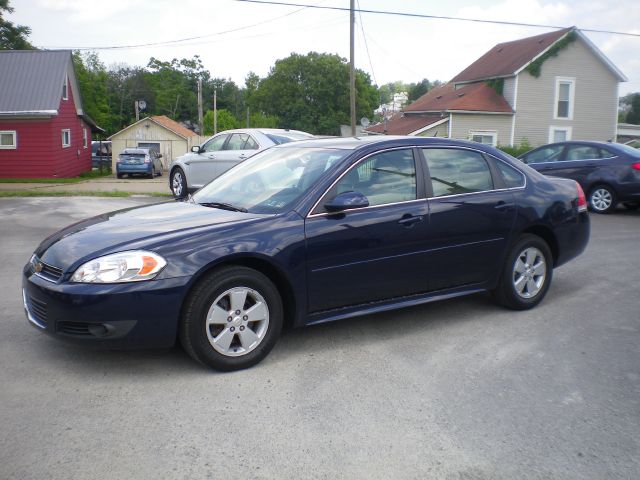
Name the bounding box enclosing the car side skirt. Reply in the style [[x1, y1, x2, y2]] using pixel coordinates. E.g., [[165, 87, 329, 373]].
[[305, 284, 488, 326]]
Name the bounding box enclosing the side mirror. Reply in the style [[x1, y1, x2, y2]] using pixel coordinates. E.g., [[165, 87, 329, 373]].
[[157, 153, 163, 158], [324, 191, 369, 213], [191, 145, 201, 153]]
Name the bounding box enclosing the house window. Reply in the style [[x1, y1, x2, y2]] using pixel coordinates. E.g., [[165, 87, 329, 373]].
[[83, 128, 88, 148], [549, 126, 572, 143], [554, 77, 575, 120], [63, 75, 68, 100], [0, 130, 17, 149], [470, 131, 497, 146], [62, 129, 71, 148]]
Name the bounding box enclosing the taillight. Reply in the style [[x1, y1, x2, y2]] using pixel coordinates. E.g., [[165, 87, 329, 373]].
[[144, 157, 151, 163], [632, 162, 640, 171], [576, 182, 587, 212]]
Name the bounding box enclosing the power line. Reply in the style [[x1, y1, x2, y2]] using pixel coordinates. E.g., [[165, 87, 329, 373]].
[[234, 0, 640, 38], [40, 2, 318, 51], [356, 0, 376, 86]]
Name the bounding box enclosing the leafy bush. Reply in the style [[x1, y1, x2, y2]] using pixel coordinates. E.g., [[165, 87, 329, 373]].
[[497, 139, 532, 158]]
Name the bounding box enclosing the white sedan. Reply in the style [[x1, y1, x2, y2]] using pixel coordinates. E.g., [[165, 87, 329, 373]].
[[168, 128, 313, 198]]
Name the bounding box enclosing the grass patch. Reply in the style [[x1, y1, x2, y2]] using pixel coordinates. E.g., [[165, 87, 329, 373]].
[[0, 170, 112, 184], [0, 190, 172, 198]]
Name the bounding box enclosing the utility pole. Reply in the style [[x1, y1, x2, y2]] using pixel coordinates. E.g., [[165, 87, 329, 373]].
[[246, 107, 250, 128], [349, 0, 356, 136], [213, 89, 218, 135], [135, 100, 140, 122], [197, 78, 203, 135]]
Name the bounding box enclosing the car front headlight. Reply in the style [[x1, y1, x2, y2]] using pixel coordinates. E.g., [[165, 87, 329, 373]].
[[70, 251, 166, 283]]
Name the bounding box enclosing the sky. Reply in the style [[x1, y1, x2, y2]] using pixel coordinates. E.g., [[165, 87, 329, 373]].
[[8, 0, 640, 97]]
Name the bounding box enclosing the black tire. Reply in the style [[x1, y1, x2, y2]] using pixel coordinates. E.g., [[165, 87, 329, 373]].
[[171, 167, 188, 199], [588, 184, 617, 214], [623, 202, 639, 211], [116, 173, 123, 179], [157, 168, 163, 177], [493, 234, 553, 310], [179, 266, 283, 371], [148, 167, 155, 179]]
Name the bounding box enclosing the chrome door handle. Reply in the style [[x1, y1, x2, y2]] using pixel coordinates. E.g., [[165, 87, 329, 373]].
[[398, 214, 423, 227]]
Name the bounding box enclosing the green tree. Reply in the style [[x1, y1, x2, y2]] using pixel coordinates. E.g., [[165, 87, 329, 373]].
[[253, 52, 378, 135], [408, 79, 439, 102], [73, 51, 117, 135], [203, 109, 238, 134], [0, 0, 34, 50], [625, 93, 640, 125]]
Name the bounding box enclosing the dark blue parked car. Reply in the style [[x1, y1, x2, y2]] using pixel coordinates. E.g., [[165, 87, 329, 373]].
[[519, 141, 640, 213], [23, 137, 589, 370]]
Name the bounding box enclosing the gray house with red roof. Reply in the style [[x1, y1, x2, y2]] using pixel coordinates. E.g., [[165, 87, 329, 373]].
[[367, 27, 626, 147]]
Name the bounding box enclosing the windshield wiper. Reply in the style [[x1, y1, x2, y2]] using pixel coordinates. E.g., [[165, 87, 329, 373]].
[[198, 202, 248, 213]]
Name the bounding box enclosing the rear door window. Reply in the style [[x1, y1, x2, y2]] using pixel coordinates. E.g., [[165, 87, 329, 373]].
[[565, 145, 601, 160], [423, 148, 493, 197]]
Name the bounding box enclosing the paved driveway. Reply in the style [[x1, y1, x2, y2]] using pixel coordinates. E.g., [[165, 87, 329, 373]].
[[1, 198, 639, 479]]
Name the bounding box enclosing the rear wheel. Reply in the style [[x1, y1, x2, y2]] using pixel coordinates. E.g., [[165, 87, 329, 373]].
[[588, 185, 616, 213], [171, 168, 187, 198], [148, 167, 155, 179], [116, 173, 123, 179], [493, 234, 553, 310], [179, 266, 283, 371]]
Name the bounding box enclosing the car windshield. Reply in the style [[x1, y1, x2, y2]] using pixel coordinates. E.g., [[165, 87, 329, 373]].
[[265, 132, 313, 145], [193, 147, 349, 214]]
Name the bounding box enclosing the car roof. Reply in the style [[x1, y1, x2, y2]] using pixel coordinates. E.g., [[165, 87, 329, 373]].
[[121, 148, 149, 154], [272, 135, 501, 153]]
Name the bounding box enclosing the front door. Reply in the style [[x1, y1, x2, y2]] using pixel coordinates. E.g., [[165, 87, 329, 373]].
[[305, 148, 431, 312], [189, 133, 229, 187]]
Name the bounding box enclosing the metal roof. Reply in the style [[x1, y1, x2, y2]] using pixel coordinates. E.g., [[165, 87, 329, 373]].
[[0, 50, 72, 114]]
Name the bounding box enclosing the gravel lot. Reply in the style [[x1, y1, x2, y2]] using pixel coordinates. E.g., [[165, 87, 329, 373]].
[[1, 198, 639, 480]]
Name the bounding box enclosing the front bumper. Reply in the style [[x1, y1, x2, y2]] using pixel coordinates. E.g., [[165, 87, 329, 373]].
[[22, 269, 191, 349]]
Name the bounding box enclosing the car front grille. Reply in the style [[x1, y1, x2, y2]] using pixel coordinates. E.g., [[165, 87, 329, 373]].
[[23, 291, 47, 328], [57, 321, 92, 336], [31, 256, 64, 282]]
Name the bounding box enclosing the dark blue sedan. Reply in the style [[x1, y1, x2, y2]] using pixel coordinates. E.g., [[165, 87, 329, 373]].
[[519, 141, 640, 213], [23, 137, 589, 371]]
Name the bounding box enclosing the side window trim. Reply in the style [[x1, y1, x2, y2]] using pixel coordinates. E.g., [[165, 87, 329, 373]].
[[307, 147, 425, 218]]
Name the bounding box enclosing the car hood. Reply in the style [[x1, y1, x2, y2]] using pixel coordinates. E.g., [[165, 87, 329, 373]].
[[37, 201, 265, 269]]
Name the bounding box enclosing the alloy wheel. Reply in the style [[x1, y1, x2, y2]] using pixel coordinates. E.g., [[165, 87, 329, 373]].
[[205, 287, 270, 357], [590, 188, 613, 212], [512, 247, 547, 299]]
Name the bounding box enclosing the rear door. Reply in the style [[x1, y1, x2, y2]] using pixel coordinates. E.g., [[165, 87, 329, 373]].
[[421, 147, 517, 291]]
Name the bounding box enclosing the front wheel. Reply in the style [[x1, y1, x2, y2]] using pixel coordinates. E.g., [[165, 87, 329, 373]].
[[589, 185, 616, 213], [171, 168, 187, 198], [493, 234, 553, 310], [179, 266, 283, 371]]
